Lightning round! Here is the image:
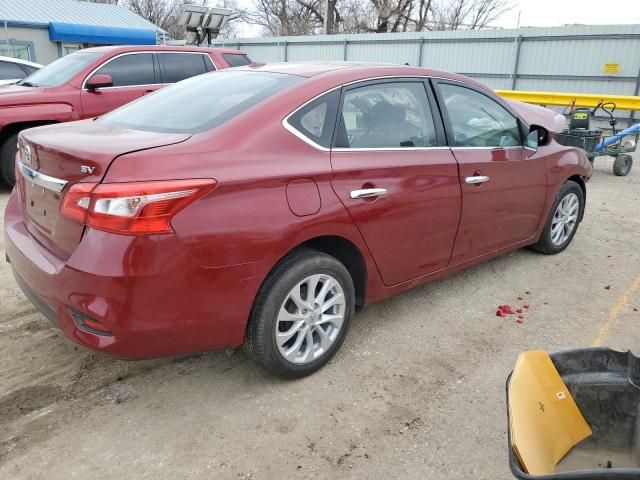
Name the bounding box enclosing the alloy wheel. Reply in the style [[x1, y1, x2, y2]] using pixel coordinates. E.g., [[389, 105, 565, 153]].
[[551, 193, 579, 246], [276, 274, 346, 364]]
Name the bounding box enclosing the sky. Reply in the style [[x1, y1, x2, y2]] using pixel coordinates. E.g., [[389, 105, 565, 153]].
[[493, 0, 640, 29], [229, 0, 640, 37]]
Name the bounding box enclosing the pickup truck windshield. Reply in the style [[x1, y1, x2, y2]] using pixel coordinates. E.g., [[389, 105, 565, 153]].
[[19, 52, 103, 88], [98, 71, 301, 134]]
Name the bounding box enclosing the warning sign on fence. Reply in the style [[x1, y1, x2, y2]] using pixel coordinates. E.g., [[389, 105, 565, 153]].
[[603, 63, 620, 74]]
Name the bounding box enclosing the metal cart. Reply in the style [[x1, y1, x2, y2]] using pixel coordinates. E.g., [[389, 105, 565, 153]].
[[554, 102, 638, 177]]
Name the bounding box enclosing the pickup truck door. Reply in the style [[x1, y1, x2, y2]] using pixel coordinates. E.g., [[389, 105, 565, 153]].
[[80, 52, 162, 119]]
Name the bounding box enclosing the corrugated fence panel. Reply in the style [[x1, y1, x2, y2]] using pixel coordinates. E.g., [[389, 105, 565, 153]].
[[422, 41, 516, 74], [288, 43, 344, 61], [243, 44, 285, 62], [213, 25, 640, 120], [519, 38, 640, 77], [345, 42, 418, 65]]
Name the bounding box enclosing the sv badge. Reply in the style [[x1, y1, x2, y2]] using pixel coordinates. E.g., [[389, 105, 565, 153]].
[[80, 165, 96, 174]]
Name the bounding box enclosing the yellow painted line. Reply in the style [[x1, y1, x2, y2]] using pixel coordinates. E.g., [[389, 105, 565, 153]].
[[496, 90, 640, 112], [592, 273, 640, 347]]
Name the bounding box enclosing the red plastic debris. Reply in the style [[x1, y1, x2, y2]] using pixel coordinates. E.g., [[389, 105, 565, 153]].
[[524, 304, 530, 309], [518, 315, 525, 319], [525, 291, 531, 295], [496, 309, 506, 317], [604, 285, 611, 290], [516, 308, 523, 314], [498, 305, 516, 314], [516, 319, 524, 324], [517, 296, 524, 300]]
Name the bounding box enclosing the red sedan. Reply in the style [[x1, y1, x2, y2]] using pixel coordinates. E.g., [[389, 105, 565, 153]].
[[4, 63, 592, 378]]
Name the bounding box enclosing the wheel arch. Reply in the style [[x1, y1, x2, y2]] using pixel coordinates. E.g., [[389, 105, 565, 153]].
[[298, 235, 368, 309], [255, 234, 368, 313], [0, 120, 61, 145], [567, 174, 587, 221]]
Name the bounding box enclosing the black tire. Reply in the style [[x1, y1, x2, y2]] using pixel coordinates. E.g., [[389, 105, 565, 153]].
[[245, 249, 355, 379], [0, 133, 18, 186], [531, 180, 584, 255], [613, 154, 633, 177]]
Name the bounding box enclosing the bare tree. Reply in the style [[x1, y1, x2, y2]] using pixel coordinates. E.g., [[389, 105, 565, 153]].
[[430, 0, 511, 30], [92, 0, 512, 38], [251, 0, 323, 35]]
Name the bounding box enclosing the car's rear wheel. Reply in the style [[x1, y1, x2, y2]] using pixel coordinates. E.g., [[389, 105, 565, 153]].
[[0, 133, 18, 186], [245, 249, 355, 378], [531, 180, 584, 255]]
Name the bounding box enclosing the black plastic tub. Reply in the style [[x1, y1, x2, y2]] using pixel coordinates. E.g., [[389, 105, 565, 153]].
[[507, 348, 640, 479], [555, 129, 602, 153]]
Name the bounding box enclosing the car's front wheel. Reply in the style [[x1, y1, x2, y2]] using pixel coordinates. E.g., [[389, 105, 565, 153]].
[[531, 180, 584, 255], [245, 249, 355, 379]]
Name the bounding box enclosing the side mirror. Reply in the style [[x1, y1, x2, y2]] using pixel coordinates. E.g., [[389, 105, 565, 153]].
[[86, 74, 113, 91]]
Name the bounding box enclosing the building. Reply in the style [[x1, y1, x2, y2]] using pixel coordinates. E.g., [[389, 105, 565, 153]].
[[0, 0, 164, 64]]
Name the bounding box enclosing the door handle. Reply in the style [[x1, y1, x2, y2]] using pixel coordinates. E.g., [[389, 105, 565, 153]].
[[465, 175, 490, 185], [350, 188, 387, 199]]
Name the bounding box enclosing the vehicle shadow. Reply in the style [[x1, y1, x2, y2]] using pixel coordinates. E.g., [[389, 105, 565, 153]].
[[2, 245, 539, 394]]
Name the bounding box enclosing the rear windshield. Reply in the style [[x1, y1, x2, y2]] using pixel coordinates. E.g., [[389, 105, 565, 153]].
[[19, 52, 103, 87], [223, 53, 252, 67], [98, 71, 299, 134]]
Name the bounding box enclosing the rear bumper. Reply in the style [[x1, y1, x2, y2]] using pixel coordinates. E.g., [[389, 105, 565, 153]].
[[4, 191, 265, 359]]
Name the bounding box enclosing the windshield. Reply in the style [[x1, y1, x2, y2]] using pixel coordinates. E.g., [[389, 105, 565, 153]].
[[98, 71, 301, 134], [19, 52, 104, 87]]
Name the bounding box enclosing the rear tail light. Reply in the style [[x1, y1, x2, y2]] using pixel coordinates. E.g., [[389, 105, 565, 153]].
[[61, 179, 216, 234]]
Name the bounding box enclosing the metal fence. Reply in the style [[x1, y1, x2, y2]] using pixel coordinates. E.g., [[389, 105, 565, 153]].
[[212, 24, 640, 123]]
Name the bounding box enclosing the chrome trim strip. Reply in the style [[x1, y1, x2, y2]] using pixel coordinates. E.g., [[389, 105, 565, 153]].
[[281, 73, 524, 152], [333, 146, 450, 152], [452, 146, 524, 150], [17, 160, 68, 193]]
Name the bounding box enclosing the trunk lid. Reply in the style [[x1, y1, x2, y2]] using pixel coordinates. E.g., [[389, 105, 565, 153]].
[[16, 120, 191, 259]]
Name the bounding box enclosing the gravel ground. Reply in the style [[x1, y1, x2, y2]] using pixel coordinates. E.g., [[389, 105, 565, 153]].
[[1, 152, 639, 480]]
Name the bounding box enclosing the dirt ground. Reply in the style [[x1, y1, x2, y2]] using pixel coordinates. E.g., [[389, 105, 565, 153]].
[[1, 153, 639, 480]]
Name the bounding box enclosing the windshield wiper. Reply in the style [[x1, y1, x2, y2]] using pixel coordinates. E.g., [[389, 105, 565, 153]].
[[19, 81, 38, 87]]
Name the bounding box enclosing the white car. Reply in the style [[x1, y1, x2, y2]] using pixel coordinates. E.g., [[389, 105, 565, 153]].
[[0, 56, 43, 85]]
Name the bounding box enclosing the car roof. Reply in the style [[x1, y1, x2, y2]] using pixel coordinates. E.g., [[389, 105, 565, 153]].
[[0, 56, 43, 68], [239, 61, 490, 91], [80, 45, 248, 56]]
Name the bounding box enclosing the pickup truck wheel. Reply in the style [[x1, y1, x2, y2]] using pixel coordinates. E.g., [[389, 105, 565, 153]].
[[245, 249, 355, 379], [0, 133, 18, 186], [531, 180, 584, 255]]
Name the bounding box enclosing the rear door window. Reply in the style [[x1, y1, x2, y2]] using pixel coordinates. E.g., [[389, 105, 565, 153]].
[[336, 82, 438, 149], [223, 54, 252, 67], [0, 61, 27, 80], [90, 53, 156, 87], [158, 53, 210, 83]]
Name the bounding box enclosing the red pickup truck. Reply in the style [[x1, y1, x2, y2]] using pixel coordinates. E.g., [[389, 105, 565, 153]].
[[0, 45, 251, 185]]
